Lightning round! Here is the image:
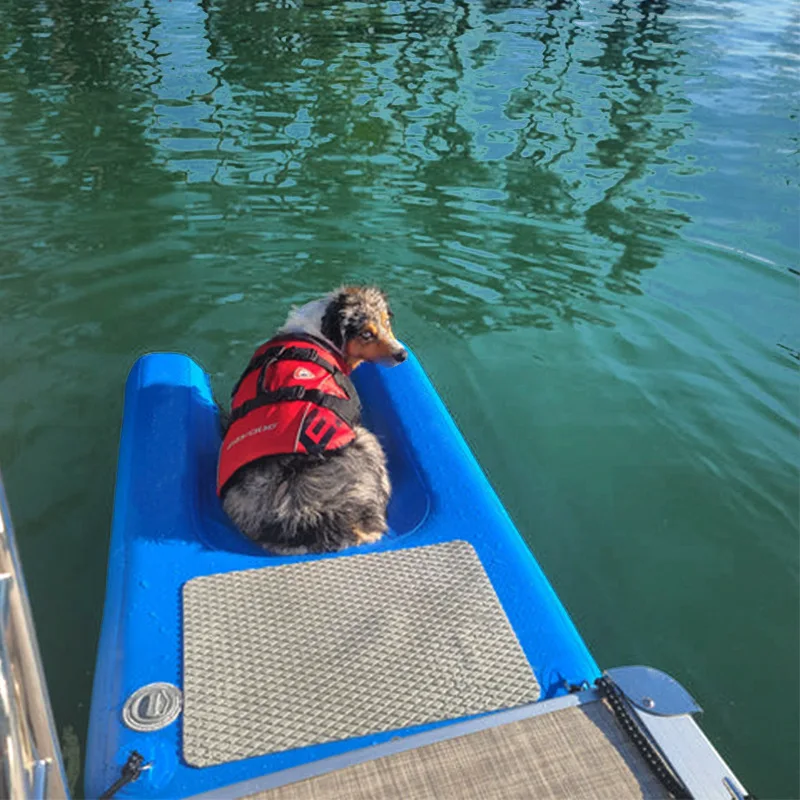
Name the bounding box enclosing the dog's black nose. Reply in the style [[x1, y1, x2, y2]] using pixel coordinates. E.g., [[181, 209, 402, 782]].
[[393, 348, 408, 363]]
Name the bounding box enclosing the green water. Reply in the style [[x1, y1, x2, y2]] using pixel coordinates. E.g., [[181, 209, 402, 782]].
[[1, 0, 797, 795]]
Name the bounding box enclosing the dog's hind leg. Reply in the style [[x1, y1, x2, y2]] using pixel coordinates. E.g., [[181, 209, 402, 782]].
[[351, 500, 388, 546]]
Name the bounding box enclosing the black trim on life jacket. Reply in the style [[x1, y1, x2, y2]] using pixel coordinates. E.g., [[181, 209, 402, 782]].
[[230, 333, 348, 398], [228, 384, 360, 429], [228, 334, 361, 431]]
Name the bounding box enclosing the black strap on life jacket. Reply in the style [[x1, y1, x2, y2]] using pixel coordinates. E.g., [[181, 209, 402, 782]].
[[228, 384, 360, 429], [230, 334, 347, 398], [228, 336, 361, 430]]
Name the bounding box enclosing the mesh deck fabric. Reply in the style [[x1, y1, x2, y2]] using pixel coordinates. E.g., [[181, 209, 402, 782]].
[[182, 540, 540, 768], [248, 700, 671, 800]]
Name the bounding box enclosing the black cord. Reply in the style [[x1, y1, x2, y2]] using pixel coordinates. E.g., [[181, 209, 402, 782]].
[[99, 751, 147, 800], [596, 676, 691, 799]]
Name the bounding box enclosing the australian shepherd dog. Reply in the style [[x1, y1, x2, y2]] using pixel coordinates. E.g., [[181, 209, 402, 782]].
[[218, 286, 406, 554]]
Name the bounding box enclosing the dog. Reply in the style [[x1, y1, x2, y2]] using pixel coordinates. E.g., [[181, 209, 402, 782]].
[[217, 286, 407, 554]]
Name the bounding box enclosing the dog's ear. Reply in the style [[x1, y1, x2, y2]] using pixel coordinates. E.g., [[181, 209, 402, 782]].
[[321, 291, 347, 349], [321, 289, 365, 349]]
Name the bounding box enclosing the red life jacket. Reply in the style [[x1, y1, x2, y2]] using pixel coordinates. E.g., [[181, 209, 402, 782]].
[[217, 334, 361, 496]]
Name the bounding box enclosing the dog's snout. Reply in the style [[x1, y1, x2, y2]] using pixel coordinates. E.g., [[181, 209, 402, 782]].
[[393, 348, 408, 364]]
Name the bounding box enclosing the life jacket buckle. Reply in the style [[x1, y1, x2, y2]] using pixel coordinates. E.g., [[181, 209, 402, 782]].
[[285, 385, 306, 401]]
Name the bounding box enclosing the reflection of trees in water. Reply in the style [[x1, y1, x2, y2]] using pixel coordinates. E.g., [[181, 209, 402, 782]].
[[2, 0, 696, 332], [203, 0, 694, 334], [582, 1, 691, 295], [0, 0, 175, 255], [498, 1, 604, 328]]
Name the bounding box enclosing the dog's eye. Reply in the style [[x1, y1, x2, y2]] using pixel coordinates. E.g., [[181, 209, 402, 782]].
[[360, 330, 375, 341]]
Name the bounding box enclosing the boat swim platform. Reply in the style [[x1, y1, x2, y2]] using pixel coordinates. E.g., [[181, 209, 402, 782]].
[[185, 685, 747, 800], [249, 698, 670, 800]]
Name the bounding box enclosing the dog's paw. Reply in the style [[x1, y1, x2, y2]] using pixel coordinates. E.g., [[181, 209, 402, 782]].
[[353, 527, 385, 546]]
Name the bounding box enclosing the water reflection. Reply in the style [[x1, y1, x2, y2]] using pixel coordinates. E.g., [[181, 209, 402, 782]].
[[1, 0, 703, 334], [194, 0, 697, 332], [0, 0, 177, 266], [582, 0, 692, 291]]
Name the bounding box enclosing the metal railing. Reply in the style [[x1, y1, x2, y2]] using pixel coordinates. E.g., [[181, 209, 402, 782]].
[[0, 470, 69, 799]]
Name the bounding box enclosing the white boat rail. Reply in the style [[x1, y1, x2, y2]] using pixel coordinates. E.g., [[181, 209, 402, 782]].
[[0, 470, 69, 799]]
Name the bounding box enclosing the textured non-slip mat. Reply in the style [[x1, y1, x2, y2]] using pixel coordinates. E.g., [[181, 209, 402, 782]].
[[182, 540, 540, 767]]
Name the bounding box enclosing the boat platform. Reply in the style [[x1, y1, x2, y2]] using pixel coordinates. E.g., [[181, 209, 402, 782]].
[[187, 674, 746, 800]]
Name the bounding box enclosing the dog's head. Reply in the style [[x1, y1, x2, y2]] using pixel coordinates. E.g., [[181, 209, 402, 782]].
[[282, 286, 407, 369]]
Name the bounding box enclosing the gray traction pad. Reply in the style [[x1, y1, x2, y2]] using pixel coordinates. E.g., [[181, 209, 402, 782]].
[[182, 540, 540, 767]]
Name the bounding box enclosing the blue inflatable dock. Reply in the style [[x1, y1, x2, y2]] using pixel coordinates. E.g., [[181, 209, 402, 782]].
[[85, 348, 599, 799]]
